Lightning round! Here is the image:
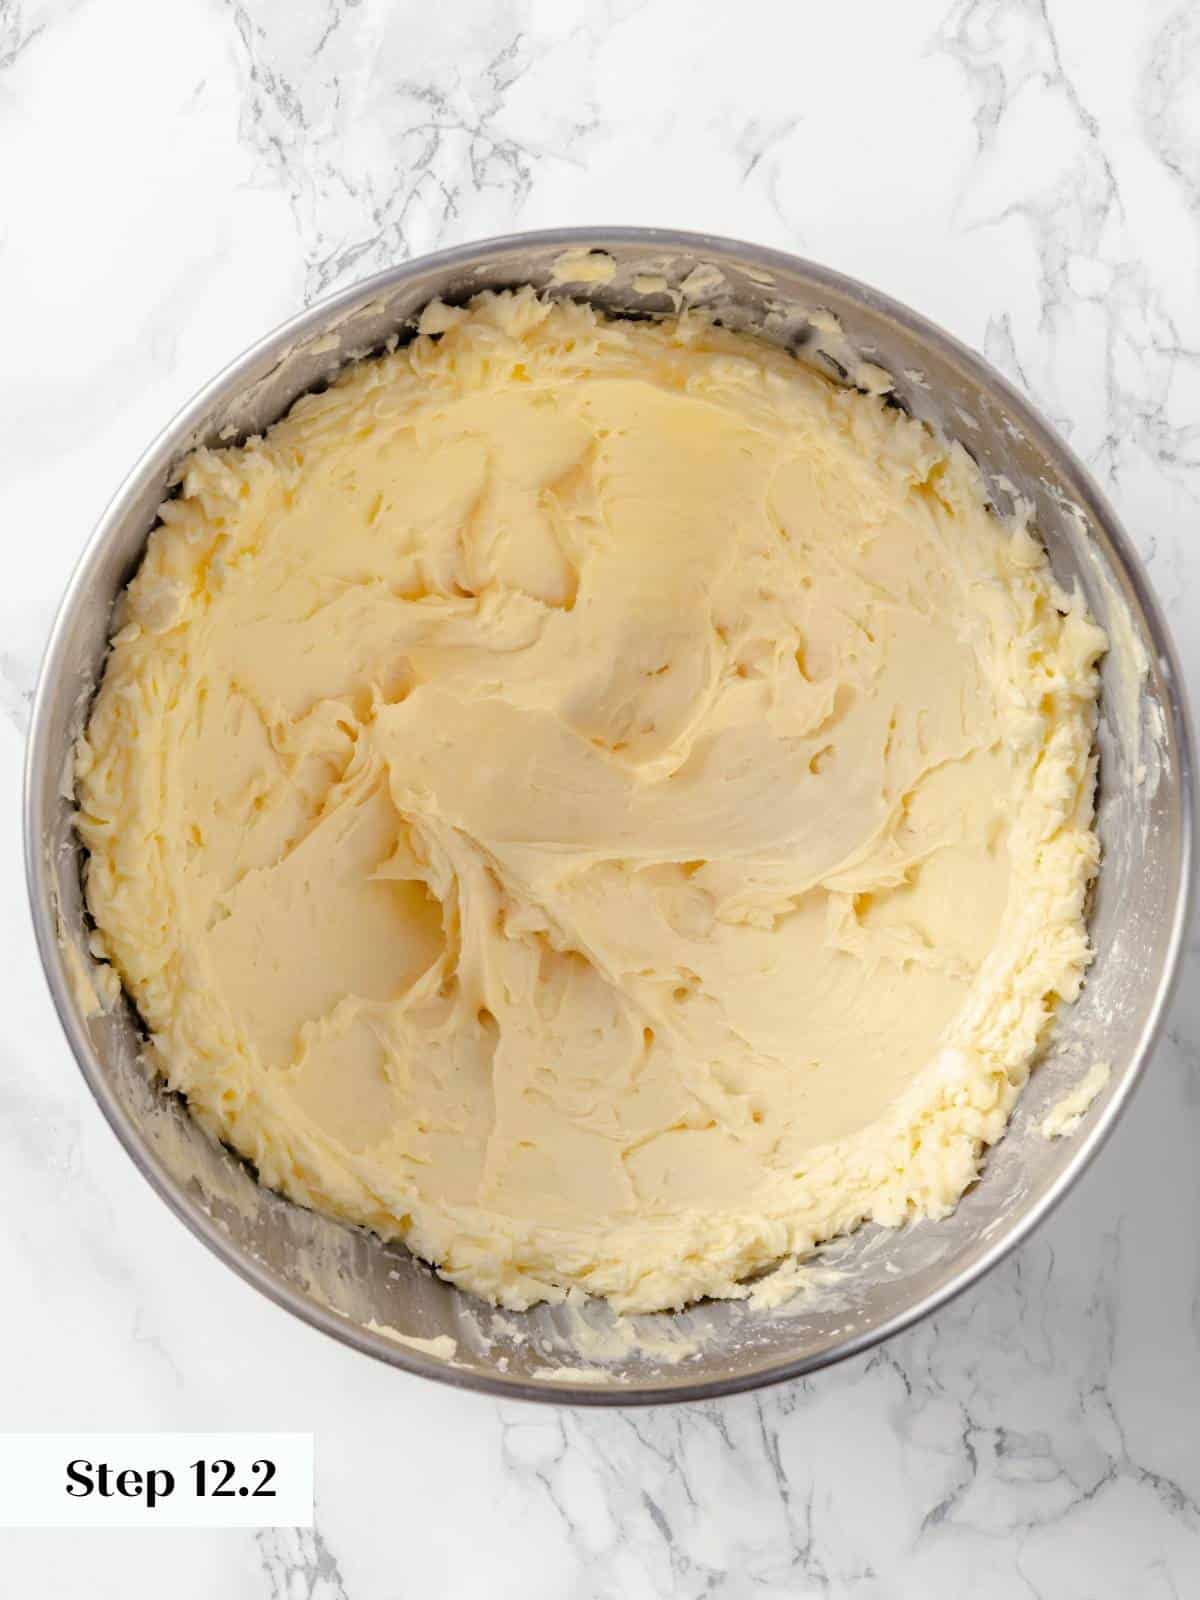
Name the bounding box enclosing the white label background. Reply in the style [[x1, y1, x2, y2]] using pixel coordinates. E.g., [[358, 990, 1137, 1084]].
[[0, 1434, 313, 1528]]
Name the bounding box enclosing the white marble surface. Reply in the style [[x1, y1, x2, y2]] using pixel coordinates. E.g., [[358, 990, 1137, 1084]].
[[2, 0, 1199, 1592]]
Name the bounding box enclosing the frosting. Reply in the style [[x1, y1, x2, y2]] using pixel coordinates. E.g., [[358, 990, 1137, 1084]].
[[363, 1323, 459, 1361], [76, 290, 1105, 1312], [1041, 1061, 1110, 1139], [548, 248, 616, 286]]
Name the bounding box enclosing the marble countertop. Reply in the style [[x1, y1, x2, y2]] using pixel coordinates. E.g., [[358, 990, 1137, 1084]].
[[3, 0, 1199, 1593]]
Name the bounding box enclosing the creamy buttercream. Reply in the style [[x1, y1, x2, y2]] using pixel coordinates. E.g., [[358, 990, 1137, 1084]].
[[76, 290, 1105, 1311]]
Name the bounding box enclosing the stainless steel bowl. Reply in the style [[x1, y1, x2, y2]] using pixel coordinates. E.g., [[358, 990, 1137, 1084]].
[[25, 228, 1194, 1404]]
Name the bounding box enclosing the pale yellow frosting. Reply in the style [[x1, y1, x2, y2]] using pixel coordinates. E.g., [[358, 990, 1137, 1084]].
[[1041, 1061, 1110, 1139], [76, 290, 1105, 1312]]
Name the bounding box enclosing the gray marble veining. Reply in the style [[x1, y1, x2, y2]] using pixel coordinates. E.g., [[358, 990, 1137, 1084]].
[[1, 0, 1198, 1594]]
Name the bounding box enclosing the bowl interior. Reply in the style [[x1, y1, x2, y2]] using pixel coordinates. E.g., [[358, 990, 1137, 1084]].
[[28, 231, 1192, 1402]]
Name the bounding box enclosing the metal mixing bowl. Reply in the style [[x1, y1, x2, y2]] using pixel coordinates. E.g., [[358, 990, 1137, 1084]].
[[25, 229, 1194, 1404]]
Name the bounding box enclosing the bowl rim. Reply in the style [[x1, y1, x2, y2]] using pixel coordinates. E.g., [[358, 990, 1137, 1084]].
[[24, 225, 1197, 1406]]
